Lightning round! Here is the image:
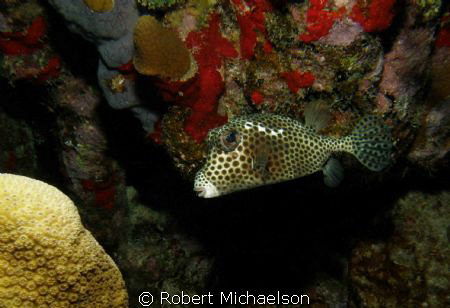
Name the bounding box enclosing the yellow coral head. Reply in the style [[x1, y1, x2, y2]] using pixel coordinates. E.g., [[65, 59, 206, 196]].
[[133, 15, 192, 80], [83, 0, 115, 13], [0, 173, 128, 307]]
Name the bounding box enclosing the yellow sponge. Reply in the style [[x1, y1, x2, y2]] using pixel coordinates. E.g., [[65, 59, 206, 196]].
[[83, 0, 115, 13], [0, 173, 128, 307]]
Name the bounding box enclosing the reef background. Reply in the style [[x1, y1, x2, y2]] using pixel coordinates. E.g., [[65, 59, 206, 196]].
[[0, 0, 449, 307]]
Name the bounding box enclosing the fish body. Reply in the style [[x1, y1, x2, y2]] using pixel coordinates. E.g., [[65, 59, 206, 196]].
[[194, 108, 391, 198]]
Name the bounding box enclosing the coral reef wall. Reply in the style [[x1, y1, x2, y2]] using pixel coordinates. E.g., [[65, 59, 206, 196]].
[[0, 0, 449, 307]]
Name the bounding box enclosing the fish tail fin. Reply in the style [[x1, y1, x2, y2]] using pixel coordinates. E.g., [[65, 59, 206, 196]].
[[348, 115, 392, 171]]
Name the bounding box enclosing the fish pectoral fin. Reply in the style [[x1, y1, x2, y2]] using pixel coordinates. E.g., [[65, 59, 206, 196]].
[[323, 157, 344, 187], [252, 143, 272, 182]]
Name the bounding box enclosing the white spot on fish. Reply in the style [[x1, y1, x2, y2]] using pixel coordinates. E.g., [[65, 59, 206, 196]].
[[269, 128, 284, 136], [244, 122, 254, 129]]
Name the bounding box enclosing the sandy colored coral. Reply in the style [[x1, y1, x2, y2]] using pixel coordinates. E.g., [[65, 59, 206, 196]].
[[133, 15, 192, 80], [0, 173, 128, 307], [83, 0, 115, 13]]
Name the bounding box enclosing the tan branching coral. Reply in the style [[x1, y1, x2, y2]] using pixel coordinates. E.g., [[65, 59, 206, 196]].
[[0, 173, 128, 307], [133, 15, 192, 80], [83, 0, 115, 13]]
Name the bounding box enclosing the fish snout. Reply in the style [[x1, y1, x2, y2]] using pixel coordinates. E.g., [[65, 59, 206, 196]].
[[194, 174, 220, 198]]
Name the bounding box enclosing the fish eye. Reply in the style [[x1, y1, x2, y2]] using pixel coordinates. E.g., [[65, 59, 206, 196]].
[[220, 130, 241, 152], [226, 131, 237, 143]]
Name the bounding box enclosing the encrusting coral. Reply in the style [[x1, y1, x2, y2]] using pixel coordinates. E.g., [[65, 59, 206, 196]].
[[0, 173, 128, 307], [133, 15, 192, 80], [83, 0, 115, 13]]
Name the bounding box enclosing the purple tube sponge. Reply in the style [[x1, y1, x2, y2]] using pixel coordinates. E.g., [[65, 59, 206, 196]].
[[48, 0, 159, 131], [47, 0, 138, 68], [98, 60, 158, 132]]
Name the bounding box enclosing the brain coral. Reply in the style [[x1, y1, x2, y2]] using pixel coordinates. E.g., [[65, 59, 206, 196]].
[[0, 173, 128, 307], [133, 15, 192, 80]]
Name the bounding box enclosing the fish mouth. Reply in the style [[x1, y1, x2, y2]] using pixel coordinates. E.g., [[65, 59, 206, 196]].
[[194, 187, 207, 198], [194, 178, 220, 198]]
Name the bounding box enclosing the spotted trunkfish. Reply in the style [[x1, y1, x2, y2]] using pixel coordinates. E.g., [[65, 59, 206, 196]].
[[194, 102, 392, 198]]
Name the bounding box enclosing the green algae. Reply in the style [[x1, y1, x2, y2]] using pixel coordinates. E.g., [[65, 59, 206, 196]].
[[317, 36, 383, 112], [265, 12, 298, 51], [137, 0, 186, 10], [416, 0, 442, 22]]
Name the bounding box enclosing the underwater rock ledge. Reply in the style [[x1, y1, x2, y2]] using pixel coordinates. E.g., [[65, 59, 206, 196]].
[[0, 0, 449, 307]]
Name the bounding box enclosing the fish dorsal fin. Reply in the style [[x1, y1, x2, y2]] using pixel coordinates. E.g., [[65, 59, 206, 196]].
[[304, 101, 331, 132], [323, 157, 344, 187], [303, 125, 316, 134]]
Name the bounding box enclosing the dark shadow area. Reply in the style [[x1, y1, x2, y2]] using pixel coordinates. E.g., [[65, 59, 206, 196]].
[[43, 1, 99, 85], [378, 0, 406, 53], [96, 99, 449, 297], [0, 78, 62, 186]]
